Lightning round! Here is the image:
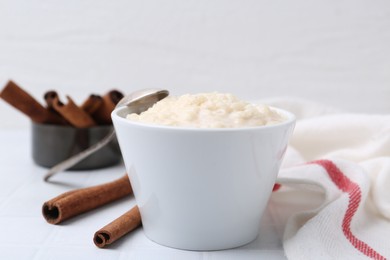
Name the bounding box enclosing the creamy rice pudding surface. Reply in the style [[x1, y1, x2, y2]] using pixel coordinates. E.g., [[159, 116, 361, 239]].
[[126, 92, 286, 128]]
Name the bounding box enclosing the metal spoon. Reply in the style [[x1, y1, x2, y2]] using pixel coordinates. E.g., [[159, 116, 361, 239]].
[[43, 88, 169, 182]]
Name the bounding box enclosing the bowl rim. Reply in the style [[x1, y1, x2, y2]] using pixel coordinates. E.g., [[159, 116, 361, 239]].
[[111, 105, 296, 132]]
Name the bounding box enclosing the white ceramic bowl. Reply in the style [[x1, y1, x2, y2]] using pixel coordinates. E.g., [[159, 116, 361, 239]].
[[112, 106, 295, 251]]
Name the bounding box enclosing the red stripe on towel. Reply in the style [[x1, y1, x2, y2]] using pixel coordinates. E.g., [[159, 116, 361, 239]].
[[313, 160, 385, 260], [272, 183, 281, 192]]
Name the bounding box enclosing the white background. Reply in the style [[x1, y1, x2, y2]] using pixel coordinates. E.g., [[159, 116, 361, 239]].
[[1, 0, 389, 128]]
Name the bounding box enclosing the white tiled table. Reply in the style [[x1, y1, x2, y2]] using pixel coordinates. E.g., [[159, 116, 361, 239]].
[[0, 128, 286, 260]]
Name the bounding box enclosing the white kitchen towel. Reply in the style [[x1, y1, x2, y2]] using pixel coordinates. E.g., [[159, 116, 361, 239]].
[[264, 98, 390, 259]]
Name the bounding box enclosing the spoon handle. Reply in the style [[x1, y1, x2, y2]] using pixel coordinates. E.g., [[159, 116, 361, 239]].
[[43, 129, 116, 182]]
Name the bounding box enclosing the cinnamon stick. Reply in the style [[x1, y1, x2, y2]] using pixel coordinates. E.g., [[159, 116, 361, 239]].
[[92, 90, 124, 125], [43, 90, 69, 125], [93, 206, 141, 248], [51, 95, 97, 128], [81, 94, 103, 115], [0, 80, 66, 124], [44, 90, 60, 110], [42, 174, 132, 224]]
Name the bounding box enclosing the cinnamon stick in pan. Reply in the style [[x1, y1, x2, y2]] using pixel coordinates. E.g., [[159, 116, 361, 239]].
[[44, 90, 59, 110], [43, 90, 69, 125], [51, 95, 97, 128], [0, 81, 66, 124], [92, 90, 124, 125], [42, 174, 132, 224], [93, 206, 141, 248], [81, 94, 103, 115]]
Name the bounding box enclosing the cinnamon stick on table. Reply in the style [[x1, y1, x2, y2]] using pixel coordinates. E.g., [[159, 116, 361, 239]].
[[51, 95, 97, 128], [42, 174, 132, 224], [94, 206, 141, 248], [92, 90, 124, 125], [0, 81, 66, 124]]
